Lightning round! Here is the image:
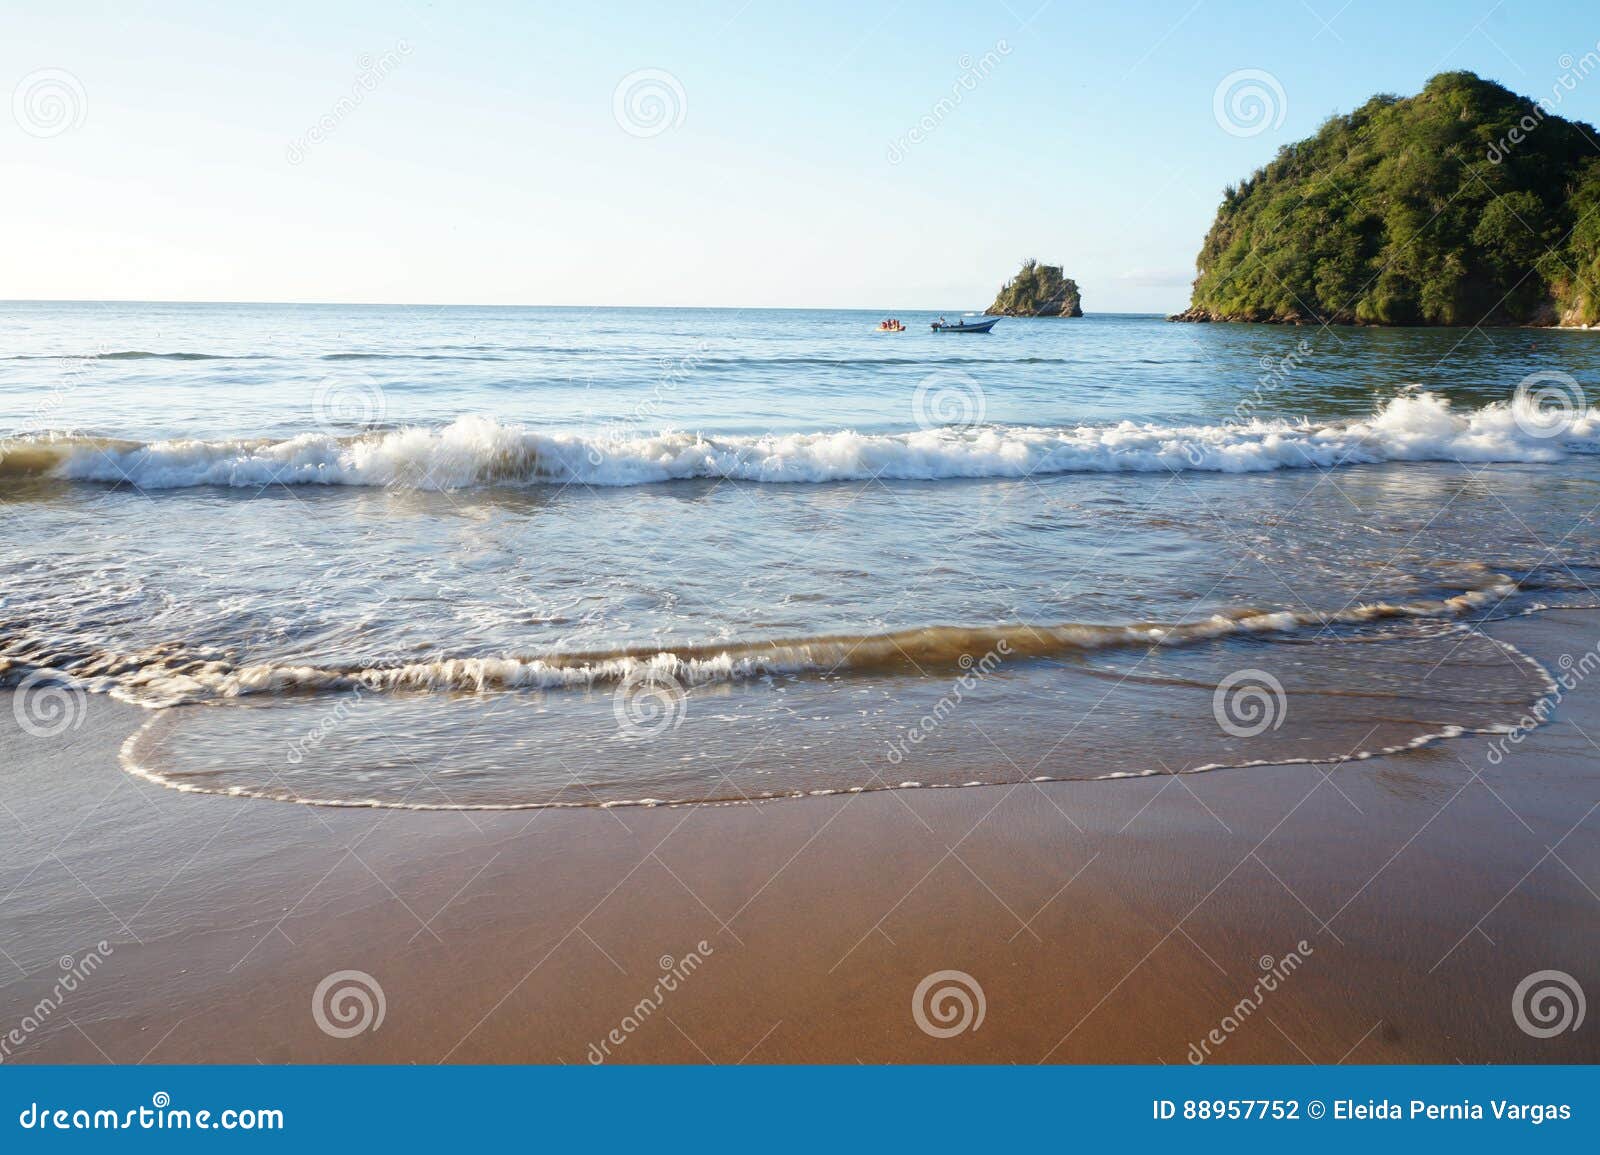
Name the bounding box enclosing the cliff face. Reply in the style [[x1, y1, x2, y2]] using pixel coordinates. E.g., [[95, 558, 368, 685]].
[[1176, 71, 1600, 326], [989, 260, 1083, 317]]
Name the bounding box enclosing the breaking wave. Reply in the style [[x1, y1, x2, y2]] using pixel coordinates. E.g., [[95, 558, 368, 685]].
[[0, 579, 1518, 708], [1, 392, 1595, 491]]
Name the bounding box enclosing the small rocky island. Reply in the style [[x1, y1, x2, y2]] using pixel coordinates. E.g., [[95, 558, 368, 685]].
[[988, 259, 1083, 317], [1173, 71, 1600, 326]]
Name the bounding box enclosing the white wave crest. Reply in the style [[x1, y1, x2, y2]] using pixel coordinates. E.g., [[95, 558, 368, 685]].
[[17, 391, 1599, 491]]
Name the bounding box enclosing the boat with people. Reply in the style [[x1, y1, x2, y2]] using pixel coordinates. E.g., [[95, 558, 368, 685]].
[[875, 318, 905, 332], [930, 315, 999, 333]]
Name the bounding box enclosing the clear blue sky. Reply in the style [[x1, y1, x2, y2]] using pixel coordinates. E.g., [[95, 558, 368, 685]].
[[3, 0, 1597, 311]]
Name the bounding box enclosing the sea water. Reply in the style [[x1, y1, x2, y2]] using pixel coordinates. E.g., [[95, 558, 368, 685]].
[[2, 302, 1597, 807]]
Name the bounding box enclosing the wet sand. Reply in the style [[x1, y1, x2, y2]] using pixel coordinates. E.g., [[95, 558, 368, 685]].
[[1, 610, 1597, 1064]]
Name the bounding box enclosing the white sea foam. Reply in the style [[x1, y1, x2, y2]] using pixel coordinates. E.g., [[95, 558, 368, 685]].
[[11, 391, 1598, 490]]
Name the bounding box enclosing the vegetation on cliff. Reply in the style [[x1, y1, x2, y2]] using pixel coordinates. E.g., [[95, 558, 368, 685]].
[[989, 259, 1083, 316], [1178, 71, 1600, 326]]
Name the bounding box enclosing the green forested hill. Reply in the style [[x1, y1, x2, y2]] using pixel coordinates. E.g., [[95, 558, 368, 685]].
[[1176, 71, 1600, 326]]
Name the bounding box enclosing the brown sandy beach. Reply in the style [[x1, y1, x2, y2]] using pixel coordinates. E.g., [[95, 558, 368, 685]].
[[2, 609, 1597, 1065]]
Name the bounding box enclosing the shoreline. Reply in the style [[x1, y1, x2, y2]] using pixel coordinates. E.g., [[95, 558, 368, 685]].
[[1167, 309, 1597, 329], [1, 610, 1597, 1064]]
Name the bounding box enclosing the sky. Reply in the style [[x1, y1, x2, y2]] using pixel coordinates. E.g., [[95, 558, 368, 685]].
[[3, 0, 1599, 312]]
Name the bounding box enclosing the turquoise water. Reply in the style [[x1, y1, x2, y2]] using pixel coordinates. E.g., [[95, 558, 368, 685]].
[[2, 303, 1597, 806]]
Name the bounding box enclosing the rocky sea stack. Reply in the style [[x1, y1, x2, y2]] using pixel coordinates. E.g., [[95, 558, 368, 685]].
[[989, 259, 1083, 317], [1173, 71, 1600, 326]]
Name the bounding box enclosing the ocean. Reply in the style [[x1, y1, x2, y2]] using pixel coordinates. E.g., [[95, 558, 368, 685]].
[[3, 301, 1598, 809]]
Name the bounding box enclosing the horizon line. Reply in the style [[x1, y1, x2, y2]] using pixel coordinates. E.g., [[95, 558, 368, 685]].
[[0, 297, 1175, 316]]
